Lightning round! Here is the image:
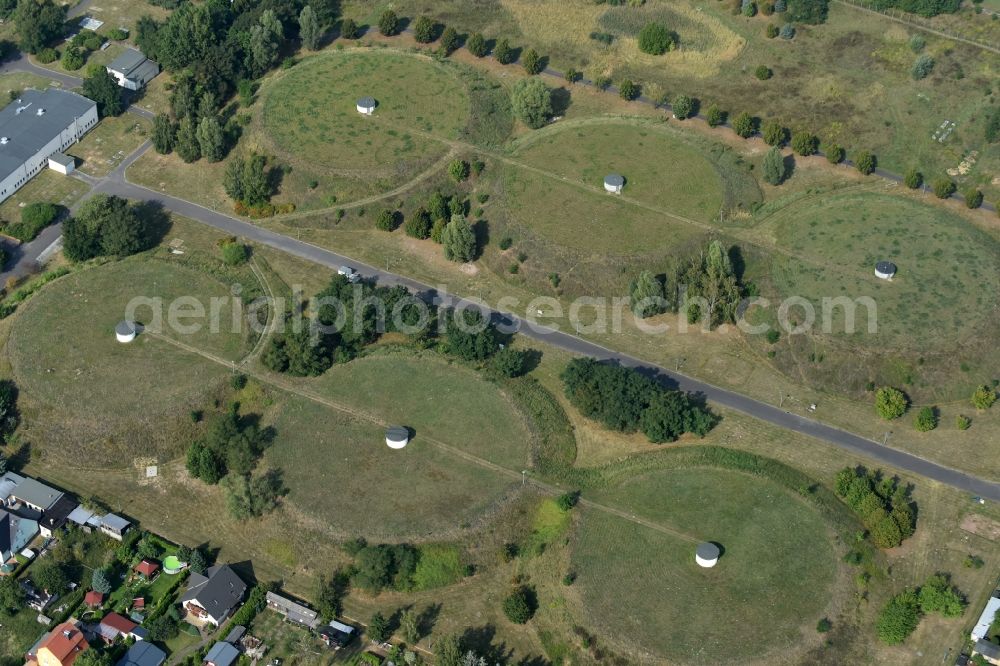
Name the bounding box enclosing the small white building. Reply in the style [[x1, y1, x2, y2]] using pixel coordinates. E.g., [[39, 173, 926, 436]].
[[875, 261, 897, 280], [115, 320, 137, 343], [356, 96, 377, 115], [106, 48, 160, 91], [47, 152, 75, 175], [385, 425, 409, 449], [603, 173, 624, 194], [0, 89, 98, 205], [695, 542, 720, 568]]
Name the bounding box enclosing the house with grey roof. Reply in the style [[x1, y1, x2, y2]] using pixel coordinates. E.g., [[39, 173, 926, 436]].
[[116, 641, 166, 666], [0, 471, 24, 506], [266, 591, 320, 629], [99, 513, 131, 541], [181, 564, 247, 626], [11, 476, 64, 512], [203, 641, 240, 666], [0, 88, 97, 204], [0, 508, 38, 562], [975, 639, 1000, 665], [106, 48, 159, 91]]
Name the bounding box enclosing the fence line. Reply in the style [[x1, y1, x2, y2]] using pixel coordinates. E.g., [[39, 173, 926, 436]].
[[833, 0, 1000, 54]]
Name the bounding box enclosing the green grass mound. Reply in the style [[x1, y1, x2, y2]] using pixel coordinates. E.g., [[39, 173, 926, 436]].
[[261, 51, 468, 188], [266, 354, 531, 539], [8, 258, 252, 463], [511, 123, 730, 223], [573, 468, 837, 662], [768, 193, 1000, 350]]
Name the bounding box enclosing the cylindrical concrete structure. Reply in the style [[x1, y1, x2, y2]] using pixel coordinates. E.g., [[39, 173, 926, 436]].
[[696, 542, 720, 568]]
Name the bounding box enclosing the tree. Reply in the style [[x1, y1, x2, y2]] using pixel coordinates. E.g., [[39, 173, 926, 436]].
[[911, 54, 935, 80], [629, 270, 667, 318], [511, 77, 552, 129], [876, 387, 908, 420], [824, 142, 844, 163], [413, 16, 435, 43], [220, 241, 248, 266], [375, 209, 395, 231], [914, 406, 936, 432], [14, 0, 65, 54], [932, 177, 956, 199], [340, 18, 358, 40], [489, 347, 529, 378], [439, 27, 458, 55], [436, 634, 462, 666], [316, 572, 346, 621], [369, 611, 390, 642], [445, 308, 498, 361], [780, 23, 796, 39], [705, 104, 726, 127], [152, 113, 175, 154], [641, 390, 712, 442], [196, 116, 226, 162], [33, 560, 68, 594], [82, 69, 125, 117], [876, 589, 921, 644], [63, 194, 145, 261], [223, 469, 285, 520], [637, 22, 675, 55], [378, 10, 399, 36], [189, 548, 207, 574], [224, 154, 270, 206], [754, 64, 772, 80], [442, 214, 477, 263], [448, 159, 470, 182], [761, 120, 786, 146], [145, 614, 179, 642], [299, 6, 321, 51], [91, 568, 112, 594], [971, 385, 996, 410], [671, 94, 694, 120], [174, 116, 201, 163], [854, 150, 876, 175], [0, 574, 25, 614], [502, 586, 535, 624], [903, 168, 922, 189], [964, 188, 983, 209], [73, 651, 112, 666], [404, 207, 432, 239], [400, 607, 420, 644], [522, 48, 543, 75], [466, 32, 487, 57], [493, 38, 513, 65], [791, 131, 818, 156], [61, 45, 84, 71], [248, 10, 283, 76], [732, 111, 755, 137], [919, 574, 966, 617], [986, 107, 1000, 143], [787, 0, 829, 23], [762, 147, 786, 185], [618, 79, 638, 100]]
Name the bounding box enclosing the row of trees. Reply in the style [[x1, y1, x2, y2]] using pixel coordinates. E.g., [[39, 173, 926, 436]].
[[628, 240, 745, 329], [561, 357, 716, 443], [833, 466, 916, 548]]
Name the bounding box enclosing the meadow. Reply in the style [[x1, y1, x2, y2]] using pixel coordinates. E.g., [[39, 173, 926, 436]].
[[573, 468, 838, 663]]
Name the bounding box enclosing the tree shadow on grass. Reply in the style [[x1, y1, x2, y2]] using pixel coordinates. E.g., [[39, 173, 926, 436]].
[[133, 200, 171, 251], [550, 87, 572, 116]]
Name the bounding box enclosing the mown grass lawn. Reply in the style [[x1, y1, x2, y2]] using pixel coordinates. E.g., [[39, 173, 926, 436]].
[[511, 121, 725, 223], [572, 467, 837, 663], [70, 114, 152, 178], [8, 256, 254, 464]]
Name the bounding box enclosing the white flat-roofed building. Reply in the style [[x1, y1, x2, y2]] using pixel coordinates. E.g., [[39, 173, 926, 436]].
[[0, 88, 97, 205]]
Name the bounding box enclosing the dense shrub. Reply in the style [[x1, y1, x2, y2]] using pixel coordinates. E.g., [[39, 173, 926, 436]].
[[671, 94, 694, 119], [705, 104, 726, 127], [876, 589, 921, 644], [522, 48, 543, 75], [493, 38, 514, 65], [466, 32, 487, 57], [853, 150, 877, 175], [914, 406, 936, 432], [780, 23, 796, 39], [833, 466, 916, 548], [617, 79, 639, 100], [502, 586, 536, 624], [761, 119, 787, 145], [787, 0, 828, 23], [766, 23, 780, 38], [875, 386, 908, 419], [732, 111, 756, 137], [791, 131, 818, 156], [511, 78, 552, 129], [971, 385, 996, 410], [340, 18, 358, 39], [404, 207, 432, 239], [377, 10, 400, 36], [7, 202, 58, 242], [762, 147, 786, 185], [413, 16, 436, 43], [911, 54, 935, 79], [932, 177, 956, 199], [903, 168, 922, 189], [220, 241, 248, 266], [754, 65, 772, 80], [824, 142, 844, 163], [964, 188, 983, 209], [637, 22, 676, 55]]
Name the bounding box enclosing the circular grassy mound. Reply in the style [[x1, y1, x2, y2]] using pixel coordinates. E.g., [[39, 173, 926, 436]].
[[8, 258, 251, 463], [768, 193, 1000, 350], [260, 51, 468, 196], [572, 468, 837, 662], [265, 355, 530, 539]]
